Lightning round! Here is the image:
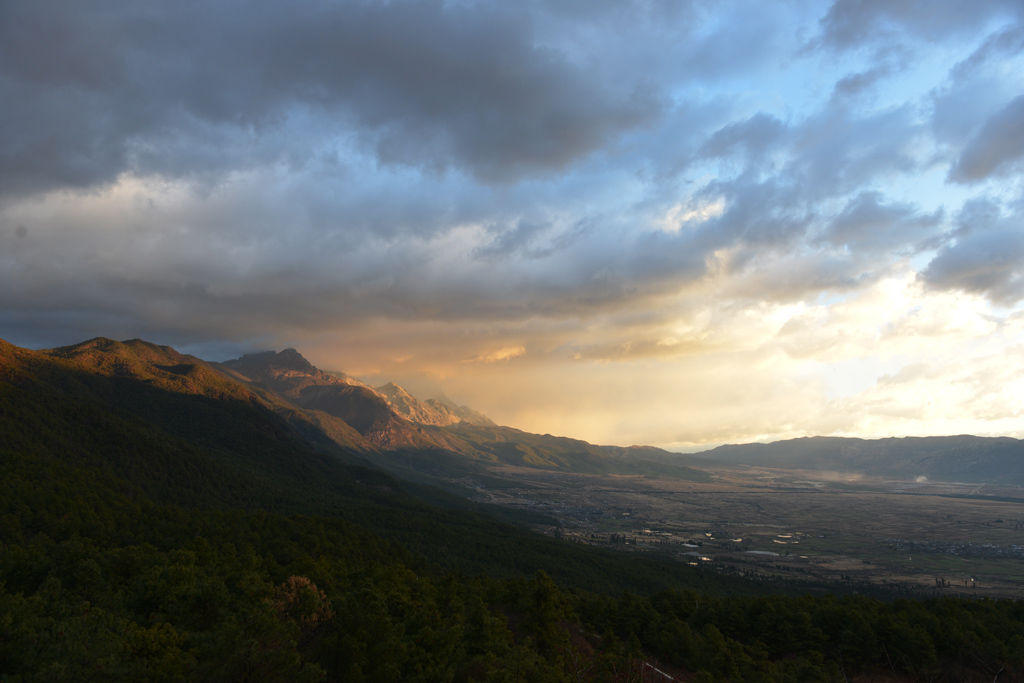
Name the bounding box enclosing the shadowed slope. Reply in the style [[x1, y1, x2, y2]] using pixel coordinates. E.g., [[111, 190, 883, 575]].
[[0, 336, 745, 596], [1, 339, 398, 512], [53, 338, 374, 454]]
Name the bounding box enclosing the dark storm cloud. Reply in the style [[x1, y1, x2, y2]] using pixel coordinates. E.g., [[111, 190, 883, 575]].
[[0, 0, 662, 198]]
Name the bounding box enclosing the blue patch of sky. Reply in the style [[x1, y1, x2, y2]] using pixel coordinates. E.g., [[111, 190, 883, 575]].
[[814, 291, 848, 307]]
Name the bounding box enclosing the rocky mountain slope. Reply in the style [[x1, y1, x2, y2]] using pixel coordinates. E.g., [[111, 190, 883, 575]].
[[218, 348, 457, 450], [220, 349, 490, 451], [15, 337, 1021, 487], [374, 382, 462, 426], [19, 338, 689, 482], [215, 345, 702, 478]]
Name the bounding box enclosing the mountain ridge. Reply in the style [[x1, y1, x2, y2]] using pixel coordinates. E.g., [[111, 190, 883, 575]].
[[699, 434, 1024, 484], [219, 348, 470, 451], [215, 344, 706, 479], [13, 338, 695, 483], [12, 336, 1022, 485]]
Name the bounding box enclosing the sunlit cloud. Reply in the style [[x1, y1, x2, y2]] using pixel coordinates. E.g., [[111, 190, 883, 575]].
[[657, 197, 727, 234], [467, 346, 527, 364]]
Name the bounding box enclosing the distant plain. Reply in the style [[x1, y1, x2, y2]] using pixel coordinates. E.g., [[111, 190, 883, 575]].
[[454, 465, 1024, 598]]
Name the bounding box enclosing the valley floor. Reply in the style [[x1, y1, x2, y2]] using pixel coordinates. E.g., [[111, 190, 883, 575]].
[[450, 465, 1024, 599]]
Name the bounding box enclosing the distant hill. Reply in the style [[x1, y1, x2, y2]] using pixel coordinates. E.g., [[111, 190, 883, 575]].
[[445, 422, 711, 480], [699, 435, 1024, 484]]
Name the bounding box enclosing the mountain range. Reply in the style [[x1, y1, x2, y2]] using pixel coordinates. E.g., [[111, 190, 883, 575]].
[[0, 335, 774, 680], [698, 435, 1024, 485], [4, 334, 1024, 680], [1, 334, 724, 588], [3, 335, 1022, 490], [202, 341, 711, 483], [1, 337, 709, 491]]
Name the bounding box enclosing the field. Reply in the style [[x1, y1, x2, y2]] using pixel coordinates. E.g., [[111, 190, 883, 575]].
[[454, 464, 1024, 598]]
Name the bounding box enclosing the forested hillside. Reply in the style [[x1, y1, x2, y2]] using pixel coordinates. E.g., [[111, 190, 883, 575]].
[[2, 337, 1023, 682]]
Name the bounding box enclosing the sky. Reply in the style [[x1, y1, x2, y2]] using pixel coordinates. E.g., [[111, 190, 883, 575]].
[[2, 0, 1024, 450]]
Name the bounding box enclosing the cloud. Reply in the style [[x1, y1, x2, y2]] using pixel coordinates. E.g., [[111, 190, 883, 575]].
[[816, 0, 1023, 49], [682, 103, 927, 262], [919, 198, 1024, 304], [697, 113, 787, 167], [472, 217, 591, 262], [418, 276, 1024, 447], [0, 0, 665, 199], [819, 190, 941, 252], [949, 95, 1024, 182], [468, 346, 527, 363], [833, 343, 1024, 434], [788, 106, 925, 199], [831, 63, 893, 100], [949, 23, 1024, 82], [921, 229, 1024, 304], [2, 0, 1024, 447]]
